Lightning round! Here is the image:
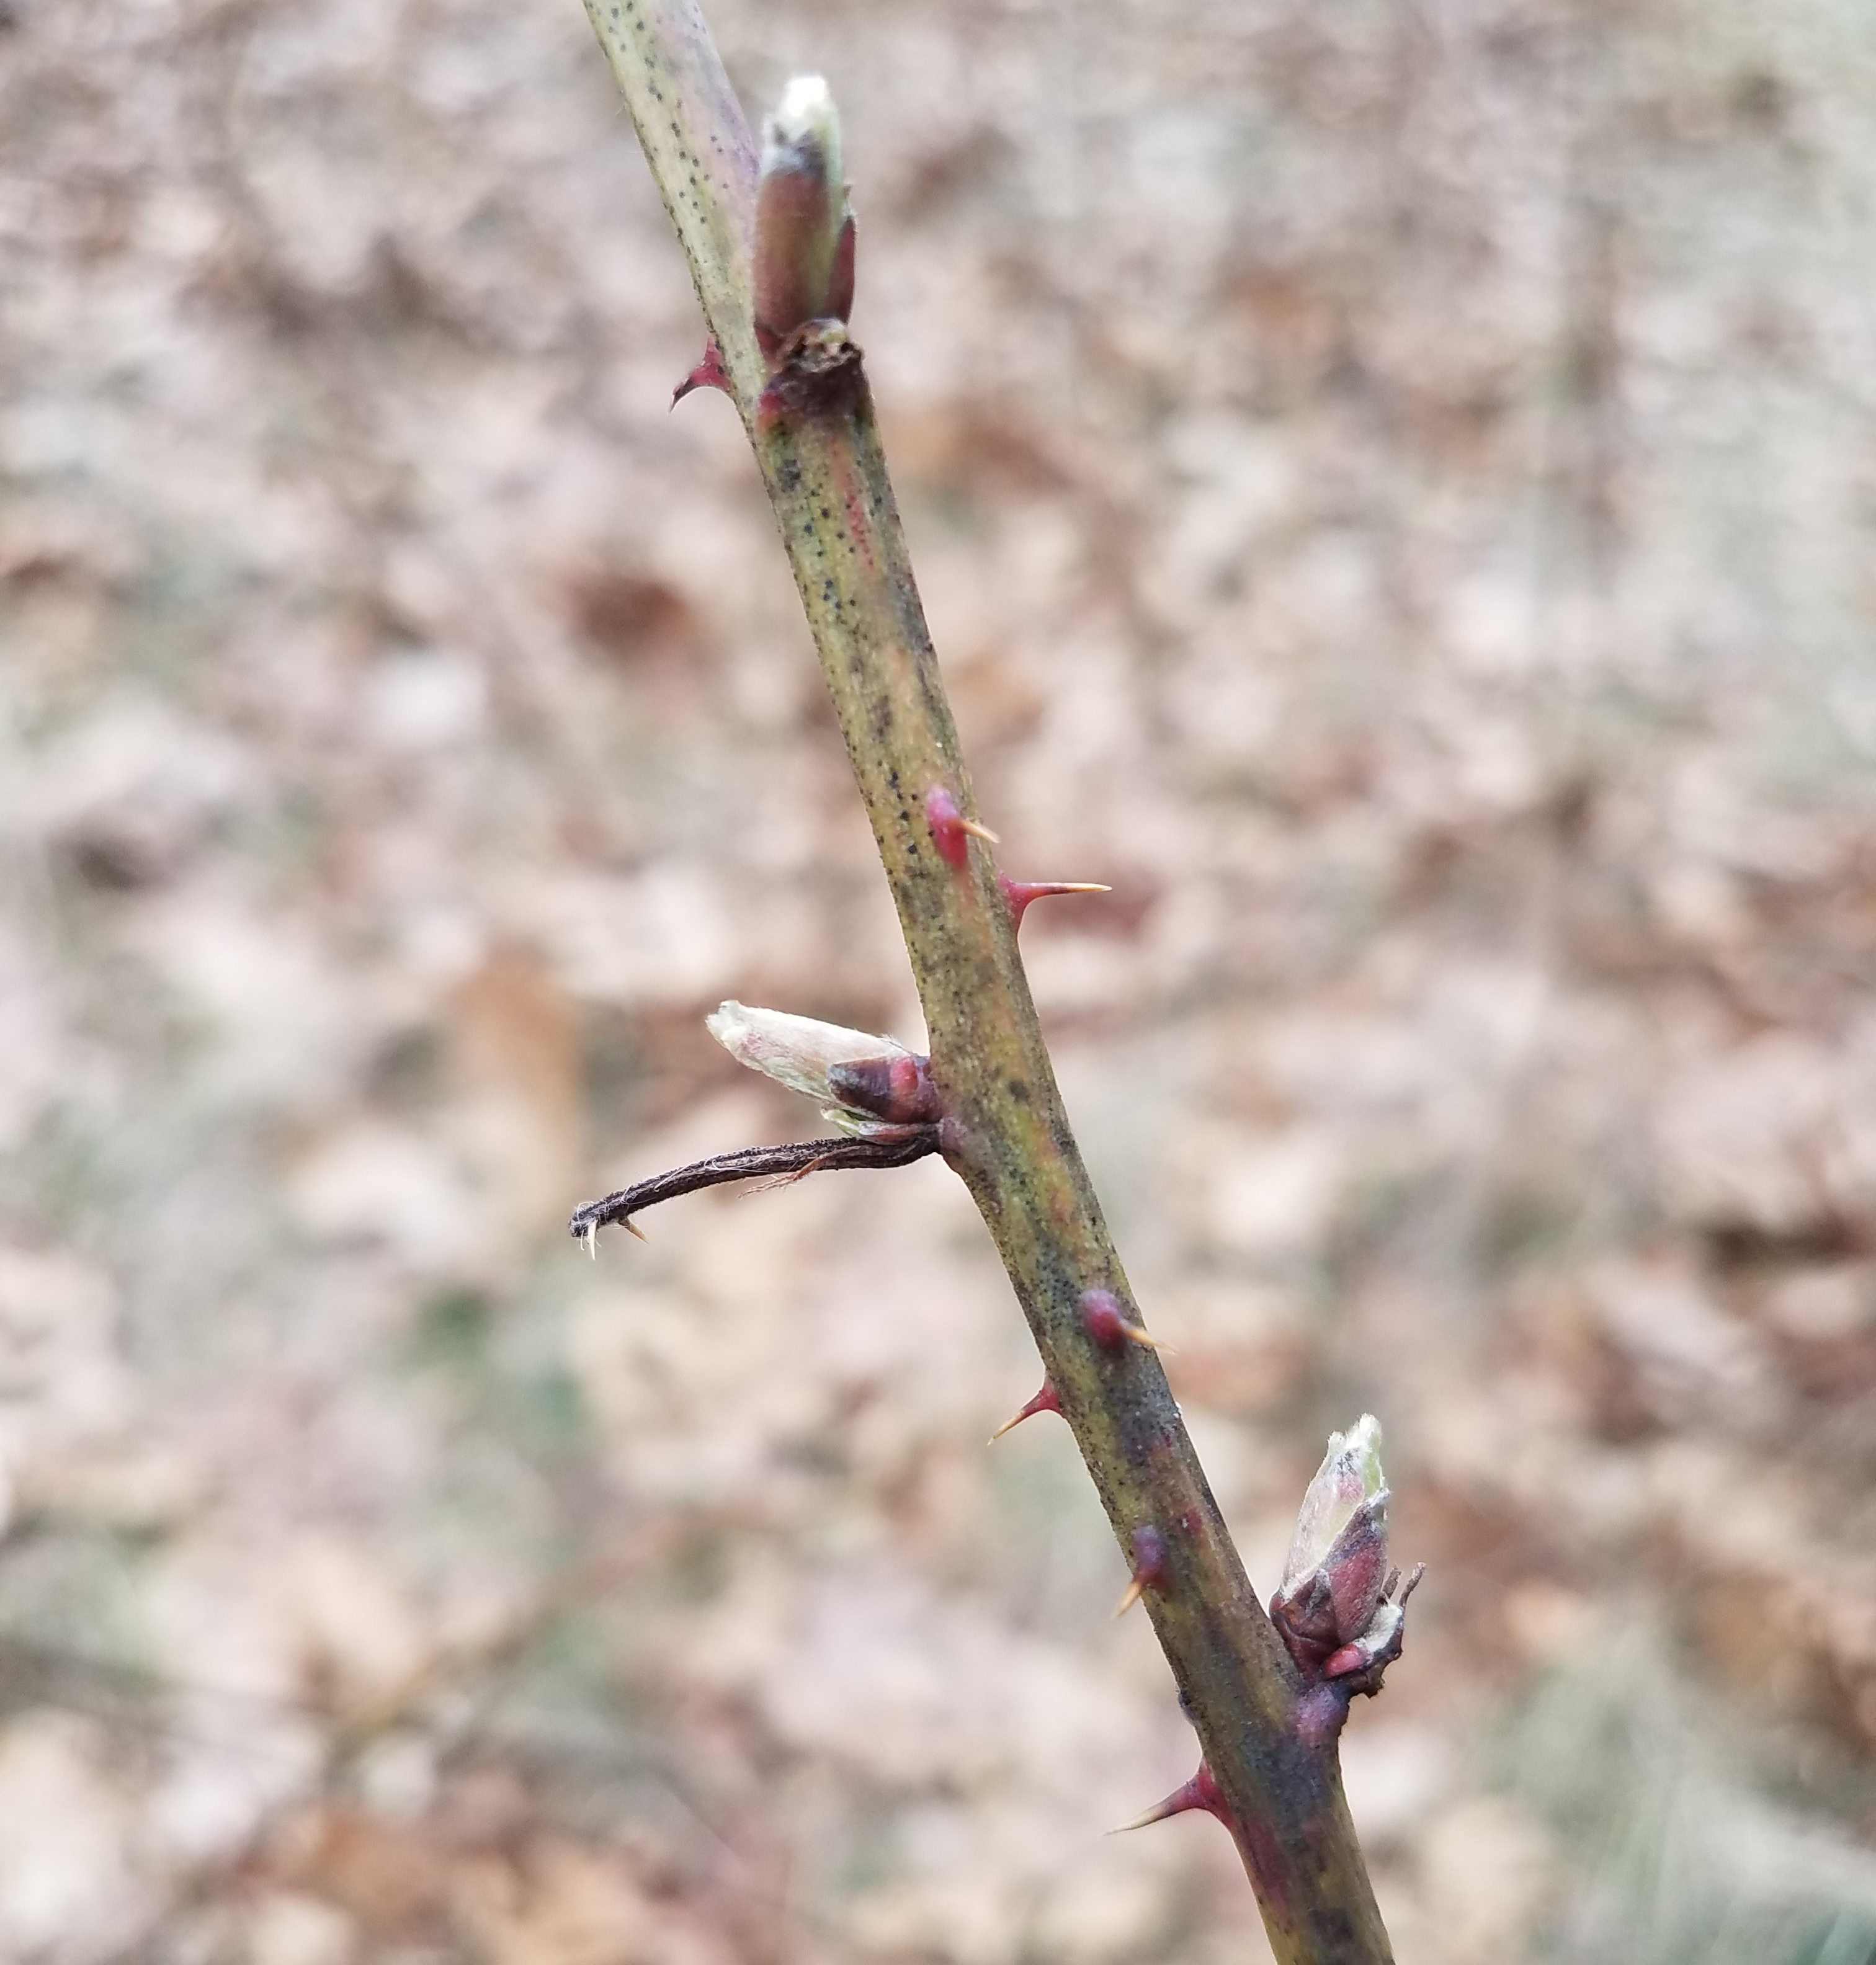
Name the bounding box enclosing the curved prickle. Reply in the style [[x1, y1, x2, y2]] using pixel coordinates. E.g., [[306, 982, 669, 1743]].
[[673, 337, 733, 404]]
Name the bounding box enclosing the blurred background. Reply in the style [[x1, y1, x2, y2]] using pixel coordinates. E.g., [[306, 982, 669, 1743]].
[[4, 0, 1875, 1959]]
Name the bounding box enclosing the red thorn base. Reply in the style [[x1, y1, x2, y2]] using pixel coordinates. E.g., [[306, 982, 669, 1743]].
[[672, 338, 733, 406], [925, 785, 998, 871], [1114, 1524, 1169, 1617], [1079, 1288, 1160, 1354]]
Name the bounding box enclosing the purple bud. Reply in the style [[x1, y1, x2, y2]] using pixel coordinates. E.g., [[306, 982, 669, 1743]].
[[1272, 1415, 1396, 1670], [824, 1052, 942, 1126]]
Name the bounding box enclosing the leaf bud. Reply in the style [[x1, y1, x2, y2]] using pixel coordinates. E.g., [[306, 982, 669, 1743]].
[[753, 74, 855, 354], [705, 1001, 935, 1138], [1272, 1415, 1392, 1668]]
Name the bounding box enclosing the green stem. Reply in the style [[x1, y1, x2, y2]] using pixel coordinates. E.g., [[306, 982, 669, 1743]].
[[582, 5, 1395, 1958]]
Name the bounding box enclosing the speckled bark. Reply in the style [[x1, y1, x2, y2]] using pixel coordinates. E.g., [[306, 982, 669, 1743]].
[[581, 4, 1395, 1958]]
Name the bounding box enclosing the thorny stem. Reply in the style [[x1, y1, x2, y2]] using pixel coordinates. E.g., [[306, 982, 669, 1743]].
[[581, 4, 1396, 1959]]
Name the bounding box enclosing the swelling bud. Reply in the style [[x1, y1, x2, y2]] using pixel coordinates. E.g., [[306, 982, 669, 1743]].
[[753, 75, 855, 355], [705, 1001, 937, 1138], [1272, 1415, 1399, 1673]]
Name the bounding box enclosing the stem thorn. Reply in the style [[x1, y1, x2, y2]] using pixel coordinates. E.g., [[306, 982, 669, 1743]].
[[1079, 1288, 1161, 1354], [925, 785, 994, 870], [989, 1379, 1062, 1443], [1114, 1525, 1169, 1617], [1001, 877, 1111, 927], [1110, 1763, 1226, 1835], [672, 337, 733, 406]]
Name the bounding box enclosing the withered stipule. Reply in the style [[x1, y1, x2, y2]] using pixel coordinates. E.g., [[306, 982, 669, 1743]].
[[570, 1129, 940, 1242]]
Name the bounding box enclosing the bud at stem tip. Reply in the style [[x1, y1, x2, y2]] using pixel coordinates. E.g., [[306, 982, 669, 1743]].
[[754, 75, 853, 354]]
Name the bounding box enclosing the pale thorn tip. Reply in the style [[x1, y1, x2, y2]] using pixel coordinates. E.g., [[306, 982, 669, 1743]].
[[622, 1216, 648, 1242], [1107, 1767, 1220, 1835], [1123, 1322, 1168, 1352], [959, 818, 999, 844], [988, 1381, 1060, 1443], [581, 1219, 599, 1259], [1108, 1793, 1184, 1836], [1113, 1572, 1146, 1619], [1003, 878, 1114, 928]]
